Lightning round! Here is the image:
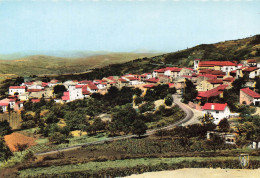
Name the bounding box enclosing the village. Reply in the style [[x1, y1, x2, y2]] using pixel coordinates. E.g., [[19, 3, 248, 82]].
[[1, 58, 259, 117], [0, 58, 260, 154]]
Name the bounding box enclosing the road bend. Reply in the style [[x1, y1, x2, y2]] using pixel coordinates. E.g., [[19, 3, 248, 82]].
[[36, 94, 194, 156]]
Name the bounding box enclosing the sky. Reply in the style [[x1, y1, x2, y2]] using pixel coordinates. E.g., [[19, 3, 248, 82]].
[[0, 0, 259, 54]]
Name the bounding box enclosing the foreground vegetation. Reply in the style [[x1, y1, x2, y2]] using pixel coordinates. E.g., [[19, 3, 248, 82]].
[[19, 157, 260, 177]]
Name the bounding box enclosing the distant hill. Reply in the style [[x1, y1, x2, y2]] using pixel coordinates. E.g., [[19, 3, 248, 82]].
[[0, 52, 161, 77], [49, 34, 260, 81], [1, 34, 259, 80]]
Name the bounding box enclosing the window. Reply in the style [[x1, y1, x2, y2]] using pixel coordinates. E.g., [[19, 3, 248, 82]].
[[216, 111, 219, 114], [216, 118, 218, 120]]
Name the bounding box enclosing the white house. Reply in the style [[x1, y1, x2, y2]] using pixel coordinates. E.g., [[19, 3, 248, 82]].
[[202, 103, 230, 124], [68, 85, 84, 101], [122, 76, 143, 86], [9, 86, 26, 95], [0, 103, 8, 112]]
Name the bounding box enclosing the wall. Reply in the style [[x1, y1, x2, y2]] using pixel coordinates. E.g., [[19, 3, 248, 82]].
[[0, 112, 22, 130], [240, 90, 253, 105]]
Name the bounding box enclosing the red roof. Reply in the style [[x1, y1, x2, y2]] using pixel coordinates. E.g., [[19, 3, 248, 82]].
[[192, 73, 197, 77], [24, 82, 33, 85], [41, 82, 48, 87], [241, 88, 260, 99], [143, 84, 154, 88], [223, 77, 234, 82], [211, 70, 226, 76], [154, 69, 166, 73], [230, 70, 237, 74], [9, 86, 26, 89], [197, 85, 228, 99], [78, 80, 92, 84], [63, 91, 69, 96], [243, 67, 258, 72], [31, 99, 40, 103], [107, 76, 115, 80], [181, 75, 192, 79], [62, 91, 70, 101], [248, 59, 256, 63], [146, 78, 159, 83], [0, 103, 9, 106], [199, 69, 213, 74], [88, 83, 98, 90], [118, 78, 128, 82], [198, 74, 217, 80], [62, 96, 70, 101], [126, 77, 140, 81], [168, 83, 175, 88], [199, 61, 236, 67], [27, 89, 43, 92], [75, 85, 84, 88], [164, 67, 182, 72], [207, 79, 223, 84], [202, 103, 227, 111]]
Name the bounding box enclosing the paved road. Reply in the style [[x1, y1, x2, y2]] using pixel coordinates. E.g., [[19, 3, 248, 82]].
[[36, 94, 194, 156]]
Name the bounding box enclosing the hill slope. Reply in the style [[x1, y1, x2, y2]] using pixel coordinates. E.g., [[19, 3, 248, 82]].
[[50, 34, 260, 81], [0, 53, 161, 76]]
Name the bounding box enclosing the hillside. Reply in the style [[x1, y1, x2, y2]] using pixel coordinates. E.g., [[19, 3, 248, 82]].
[[0, 52, 161, 77], [48, 34, 260, 81]]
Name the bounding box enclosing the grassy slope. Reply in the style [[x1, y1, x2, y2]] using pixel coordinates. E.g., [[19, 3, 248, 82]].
[[0, 53, 161, 76], [46, 34, 260, 81]]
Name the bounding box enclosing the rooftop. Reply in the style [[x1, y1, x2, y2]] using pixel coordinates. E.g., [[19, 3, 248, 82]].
[[241, 88, 260, 98], [202, 103, 228, 111]]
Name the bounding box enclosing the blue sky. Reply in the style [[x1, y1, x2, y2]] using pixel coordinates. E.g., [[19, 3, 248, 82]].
[[0, 0, 259, 54]]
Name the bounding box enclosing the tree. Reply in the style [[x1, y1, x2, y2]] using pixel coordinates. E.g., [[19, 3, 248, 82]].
[[90, 118, 106, 135], [168, 87, 176, 94], [110, 104, 138, 135], [0, 120, 12, 136], [255, 77, 260, 93], [0, 137, 13, 161], [134, 95, 143, 106], [236, 115, 260, 149], [165, 94, 173, 106], [199, 113, 216, 131], [64, 109, 88, 131], [131, 119, 147, 137], [183, 79, 198, 103], [218, 118, 230, 132], [49, 132, 67, 144], [138, 102, 155, 113], [14, 143, 29, 154], [232, 76, 247, 93], [206, 134, 225, 152], [53, 85, 67, 95]]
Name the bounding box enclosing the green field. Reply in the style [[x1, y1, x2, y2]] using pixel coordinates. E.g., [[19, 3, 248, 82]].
[[19, 156, 260, 177]]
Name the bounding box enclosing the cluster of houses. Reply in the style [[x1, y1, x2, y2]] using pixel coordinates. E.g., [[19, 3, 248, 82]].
[[0, 59, 259, 125]]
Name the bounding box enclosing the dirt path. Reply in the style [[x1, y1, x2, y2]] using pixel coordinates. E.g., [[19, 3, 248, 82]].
[[125, 168, 260, 178]]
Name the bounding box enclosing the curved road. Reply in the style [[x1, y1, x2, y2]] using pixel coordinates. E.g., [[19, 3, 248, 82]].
[[36, 94, 194, 156]]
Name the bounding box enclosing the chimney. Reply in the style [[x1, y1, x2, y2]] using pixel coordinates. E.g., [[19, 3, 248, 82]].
[[211, 104, 215, 110]]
